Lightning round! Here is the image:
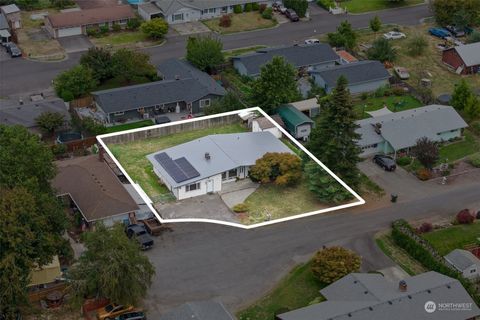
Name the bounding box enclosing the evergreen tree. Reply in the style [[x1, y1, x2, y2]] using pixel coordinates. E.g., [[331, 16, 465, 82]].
[[304, 161, 353, 203], [369, 16, 382, 37], [451, 79, 474, 111], [307, 76, 361, 188]]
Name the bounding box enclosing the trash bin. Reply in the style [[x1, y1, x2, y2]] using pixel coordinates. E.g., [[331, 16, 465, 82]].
[[391, 194, 398, 203]]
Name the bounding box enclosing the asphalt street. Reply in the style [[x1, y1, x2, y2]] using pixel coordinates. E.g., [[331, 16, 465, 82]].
[[144, 179, 480, 318], [0, 4, 431, 98]]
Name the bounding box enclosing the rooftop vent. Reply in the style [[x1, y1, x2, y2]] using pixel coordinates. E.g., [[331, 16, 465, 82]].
[[205, 152, 211, 160], [399, 280, 407, 292]]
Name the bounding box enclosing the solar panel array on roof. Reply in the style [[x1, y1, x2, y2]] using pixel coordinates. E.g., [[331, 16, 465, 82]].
[[154, 152, 200, 183]]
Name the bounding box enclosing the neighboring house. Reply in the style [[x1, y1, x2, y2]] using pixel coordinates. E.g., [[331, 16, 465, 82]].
[[29, 255, 62, 289], [277, 104, 315, 140], [52, 155, 140, 227], [92, 59, 226, 124], [0, 98, 70, 135], [310, 60, 391, 94], [0, 12, 11, 44], [442, 42, 480, 75], [356, 105, 468, 157], [277, 271, 480, 320], [139, 0, 272, 23], [232, 44, 341, 77], [251, 115, 285, 138], [290, 97, 321, 118], [159, 300, 234, 320], [147, 132, 294, 200], [445, 249, 480, 280], [0, 4, 21, 29], [75, 0, 119, 9], [45, 5, 135, 38]]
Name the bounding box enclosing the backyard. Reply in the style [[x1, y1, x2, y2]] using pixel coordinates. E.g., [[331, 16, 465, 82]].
[[353, 94, 423, 119], [422, 222, 480, 256], [105, 119, 155, 133], [203, 11, 277, 34], [237, 259, 325, 320]]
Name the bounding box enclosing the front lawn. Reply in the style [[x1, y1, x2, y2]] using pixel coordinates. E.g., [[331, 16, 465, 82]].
[[341, 0, 425, 13], [438, 130, 480, 163], [90, 31, 163, 49], [422, 222, 480, 256], [105, 120, 155, 133], [107, 123, 248, 201], [353, 94, 423, 119], [237, 260, 325, 320], [203, 12, 277, 34]]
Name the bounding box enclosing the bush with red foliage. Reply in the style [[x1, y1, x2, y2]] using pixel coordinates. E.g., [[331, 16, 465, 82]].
[[418, 222, 433, 233], [416, 168, 432, 181], [219, 15, 232, 27], [457, 209, 474, 224]]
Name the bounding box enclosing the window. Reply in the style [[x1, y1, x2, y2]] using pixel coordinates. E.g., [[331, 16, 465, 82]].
[[222, 172, 227, 180], [200, 99, 211, 108], [172, 13, 184, 21], [471, 269, 476, 273], [228, 168, 237, 178], [185, 182, 200, 192], [113, 111, 124, 116], [209, 8, 216, 13]]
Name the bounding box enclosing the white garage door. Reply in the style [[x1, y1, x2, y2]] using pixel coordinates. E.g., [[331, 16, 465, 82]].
[[58, 27, 82, 38]]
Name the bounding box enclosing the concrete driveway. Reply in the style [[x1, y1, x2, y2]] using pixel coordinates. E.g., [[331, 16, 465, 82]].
[[0, 47, 11, 62], [58, 35, 92, 53]]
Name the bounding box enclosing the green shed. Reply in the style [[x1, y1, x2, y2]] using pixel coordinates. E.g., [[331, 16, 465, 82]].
[[276, 104, 314, 140]]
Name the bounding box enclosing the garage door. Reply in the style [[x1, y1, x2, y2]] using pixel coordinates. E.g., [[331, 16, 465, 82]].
[[58, 27, 82, 38]]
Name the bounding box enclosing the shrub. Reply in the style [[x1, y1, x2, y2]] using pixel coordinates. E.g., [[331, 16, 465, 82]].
[[219, 14, 232, 27], [406, 34, 428, 56], [249, 152, 302, 186], [416, 168, 432, 181], [360, 92, 369, 101], [252, 2, 259, 10], [86, 27, 98, 37], [317, 0, 335, 9], [99, 25, 109, 34], [51, 144, 67, 156], [233, 4, 243, 13], [244, 3, 252, 11], [392, 86, 407, 96], [468, 153, 480, 168], [418, 222, 433, 233], [259, 3, 267, 13], [127, 17, 141, 30], [112, 23, 121, 32], [140, 18, 169, 40], [374, 85, 388, 98], [396, 156, 412, 166], [233, 203, 249, 213], [311, 247, 361, 284], [457, 209, 474, 224], [261, 7, 273, 19]]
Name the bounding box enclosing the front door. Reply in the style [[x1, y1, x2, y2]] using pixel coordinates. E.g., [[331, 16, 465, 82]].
[[206, 179, 214, 193]]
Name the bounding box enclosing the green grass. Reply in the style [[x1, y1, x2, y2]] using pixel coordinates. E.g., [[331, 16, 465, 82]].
[[375, 233, 427, 275], [203, 12, 277, 34], [90, 31, 162, 48], [221, 68, 254, 97], [237, 260, 325, 320], [422, 222, 480, 256], [105, 120, 155, 133], [342, 0, 424, 13], [353, 95, 423, 119], [438, 130, 480, 163], [107, 123, 248, 201]]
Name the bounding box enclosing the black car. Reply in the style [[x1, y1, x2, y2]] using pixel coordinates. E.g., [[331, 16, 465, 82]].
[[126, 224, 154, 250], [373, 155, 397, 171], [445, 25, 465, 37], [285, 9, 299, 22], [114, 311, 146, 320], [154, 115, 171, 125], [5, 42, 21, 58]]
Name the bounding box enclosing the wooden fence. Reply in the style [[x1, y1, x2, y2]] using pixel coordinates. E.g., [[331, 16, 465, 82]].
[[69, 96, 94, 110], [28, 282, 67, 303], [63, 136, 97, 152]]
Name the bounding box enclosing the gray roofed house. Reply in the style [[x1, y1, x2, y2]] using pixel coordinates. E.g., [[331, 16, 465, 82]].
[[277, 271, 480, 320], [445, 249, 480, 279], [92, 59, 226, 124], [232, 44, 340, 77], [0, 3, 21, 29], [147, 131, 294, 200], [159, 300, 234, 320], [310, 60, 391, 94], [356, 105, 468, 157], [0, 12, 8, 30]]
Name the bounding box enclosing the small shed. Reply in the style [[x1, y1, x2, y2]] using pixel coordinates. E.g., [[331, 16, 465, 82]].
[[445, 249, 480, 279], [276, 104, 314, 140], [251, 115, 285, 139]]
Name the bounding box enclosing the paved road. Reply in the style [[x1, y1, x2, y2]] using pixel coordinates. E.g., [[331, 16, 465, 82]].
[[144, 179, 480, 318], [0, 4, 431, 98]]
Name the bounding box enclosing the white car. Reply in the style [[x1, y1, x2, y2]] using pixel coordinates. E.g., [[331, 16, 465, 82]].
[[383, 31, 406, 40], [394, 67, 410, 80], [304, 38, 320, 45]]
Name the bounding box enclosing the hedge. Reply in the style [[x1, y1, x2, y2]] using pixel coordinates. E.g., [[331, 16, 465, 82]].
[[316, 0, 335, 10], [391, 219, 480, 305]]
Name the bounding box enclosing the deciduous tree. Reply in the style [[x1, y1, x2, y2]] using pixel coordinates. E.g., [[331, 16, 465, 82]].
[[249, 152, 302, 186], [204, 92, 244, 115], [54, 65, 97, 101], [111, 49, 158, 84], [80, 47, 113, 82], [186, 36, 224, 73], [311, 246, 361, 284], [140, 18, 169, 40], [327, 20, 357, 51], [413, 137, 439, 170], [35, 111, 65, 135]]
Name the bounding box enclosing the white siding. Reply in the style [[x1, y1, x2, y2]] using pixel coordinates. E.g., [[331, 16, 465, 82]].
[[463, 265, 480, 279], [57, 26, 82, 38], [176, 174, 222, 200], [296, 123, 311, 139]]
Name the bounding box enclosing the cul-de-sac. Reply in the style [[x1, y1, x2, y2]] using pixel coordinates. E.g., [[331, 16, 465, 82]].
[[1, 0, 480, 319]]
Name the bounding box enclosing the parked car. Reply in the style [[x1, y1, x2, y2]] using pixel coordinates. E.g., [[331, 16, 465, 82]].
[[383, 31, 406, 40], [5, 42, 21, 57], [444, 36, 463, 47], [97, 304, 134, 320], [304, 38, 320, 45], [428, 28, 451, 39], [272, 1, 286, 13], [126, 224, 154, 250], [373, 155, 397, 171], [394, 66, 410, 80], [445, 25, 465, 37], [114, 311, 146, 320], [285, 9, 299, 22]]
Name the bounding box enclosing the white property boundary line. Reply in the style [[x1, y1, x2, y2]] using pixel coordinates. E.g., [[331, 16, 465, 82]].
[[97, 107, 365, 229]]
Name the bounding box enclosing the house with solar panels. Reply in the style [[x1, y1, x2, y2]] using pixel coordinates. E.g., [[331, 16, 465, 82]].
[[147, 132, 294, 200]]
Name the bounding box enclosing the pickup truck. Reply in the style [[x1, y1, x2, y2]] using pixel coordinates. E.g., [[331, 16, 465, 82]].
[[126, 224, 154, 250], [141, 218, 163, 236]]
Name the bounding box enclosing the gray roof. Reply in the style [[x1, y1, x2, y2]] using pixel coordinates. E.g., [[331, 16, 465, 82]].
[[356, 105, 468, 150], [0, 4, 20, 14], [278, 271, 480, 320], [0, 99, 70, 128], [154, 0, 263, 15], [138, 2, 163, 14], [445, 249, 480, 272], [159, 300, 234, 320], [311, 60, 390, 88], [0, 12, 8, 30], [93, 59, 225, 114], [147, 132, 294, 188], [453, 42, 480, 67], [232, 44, 340, 76]]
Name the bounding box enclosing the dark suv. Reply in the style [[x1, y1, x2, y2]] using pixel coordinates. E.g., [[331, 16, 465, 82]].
[[126, 224, 154, 250], [373, 155, 397, 171], [285, 9, 299, 22]]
